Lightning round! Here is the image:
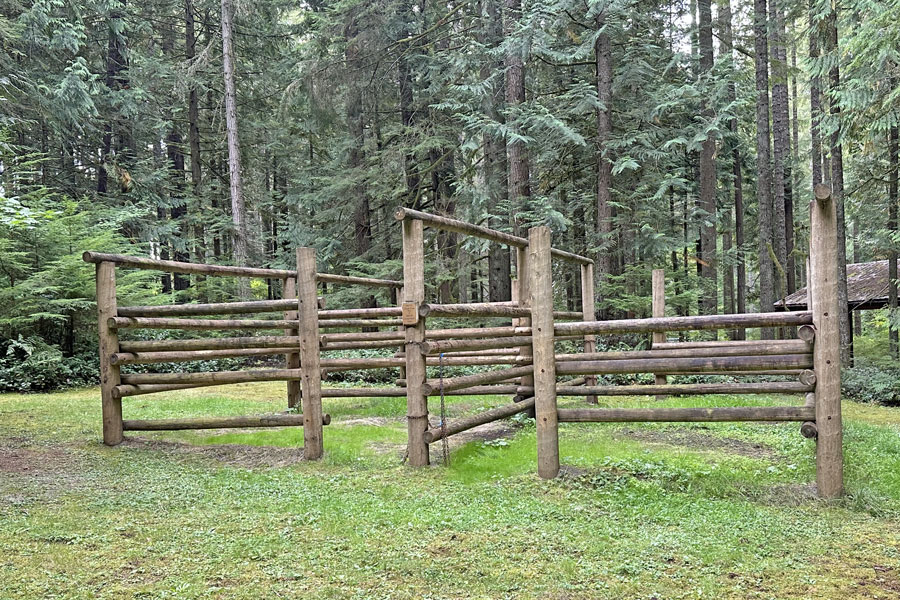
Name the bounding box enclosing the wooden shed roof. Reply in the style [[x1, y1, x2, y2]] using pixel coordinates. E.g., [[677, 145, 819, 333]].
[[776, 259, 899, 311]]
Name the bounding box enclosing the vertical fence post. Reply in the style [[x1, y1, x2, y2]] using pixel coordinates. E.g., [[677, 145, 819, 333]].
[[516, 247, 535, 418], [97, 261, 123, 445], [810, 183, 843, 498], [580, 262, 598, 404], [530, 226, 559, 479], [651, 269, 667, 398], [284, 276, 301, 410], [297, 248, 324, 460], [402, 219, 429, 467]]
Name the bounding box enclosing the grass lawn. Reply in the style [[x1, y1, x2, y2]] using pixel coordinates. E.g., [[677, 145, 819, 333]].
[[1, 383, 900, 598]]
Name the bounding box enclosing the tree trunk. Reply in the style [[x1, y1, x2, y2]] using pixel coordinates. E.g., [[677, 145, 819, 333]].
[[754, 0, 776, 338], [345, 12, 371, 257], [99, 1, 129, 195], [809, 6, 824, 189], [770, 0, 790, 316], [483, 0, 511, 301], [697, 0, 717, 325], [825, 7, 851, 364], [889, 124, 898, 358], [221, 0, 248, 277], [504, 0, 531, 232], [185, 0, 206, 289], [719, 0, 746, 339], [595, 11, 614, 319], [166, 127, 189, 290]]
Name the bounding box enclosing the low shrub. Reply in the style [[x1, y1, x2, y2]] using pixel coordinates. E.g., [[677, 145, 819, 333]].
[[0, 337, 97, 392], [842, 364, 900, 405]]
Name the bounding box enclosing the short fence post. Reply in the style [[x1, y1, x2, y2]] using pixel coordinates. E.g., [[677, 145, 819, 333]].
[[810, 183, 843, 498], [284, 276, 301, 410], [580, 262, 598, 404], [529, 226, 559, 479], [297, 248, 324, 459], [651, 269, 667, 398], [516, 247, 535, 418], [97, 261, 123, 445], [402, 219, 429, 466]]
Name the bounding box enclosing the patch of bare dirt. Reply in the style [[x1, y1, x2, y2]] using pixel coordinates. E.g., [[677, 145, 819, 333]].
[[615, 427, 777, 460], [0, 445, 84, 502], [441, 421, 518, 450], [119, 438, 305, 469]]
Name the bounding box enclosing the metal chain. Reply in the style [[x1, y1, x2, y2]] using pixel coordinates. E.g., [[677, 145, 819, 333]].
[[439, 353, 450, 466]]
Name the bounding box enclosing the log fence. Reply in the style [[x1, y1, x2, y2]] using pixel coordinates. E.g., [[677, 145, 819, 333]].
[[87, 196, 843, 498]]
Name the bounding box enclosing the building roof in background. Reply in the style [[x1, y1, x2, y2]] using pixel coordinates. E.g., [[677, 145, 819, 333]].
[[776, 259, 899, 311]]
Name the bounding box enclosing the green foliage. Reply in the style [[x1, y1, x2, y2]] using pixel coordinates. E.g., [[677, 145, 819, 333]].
[[0, 337, 95, 391], [842, 364, 900, 405]]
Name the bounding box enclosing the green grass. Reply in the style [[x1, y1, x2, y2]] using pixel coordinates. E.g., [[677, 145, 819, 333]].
[[2, 383, 900, 598]]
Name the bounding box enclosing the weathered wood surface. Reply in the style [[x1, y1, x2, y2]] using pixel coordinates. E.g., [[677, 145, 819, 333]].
[[529, 226, 560, 479], [318, 306, 403, 319], [121, 369, 303, 385], [810, 184, 843, 498], [393, 207, 594, 264], [97, 261, 123, 445], [580, 262, 598, 403], [297, 248, 324, 460], [420, 336, 531, 355], [82, 251, 401, 287], [109, 316, 299, 330], [550, 382, 814, 396], [557, 405, 815, 423], [422, 365, 535, 395], [422, 396, 537, 443], [110, 347, 299, 365], [117, 298, 313, 317], [402, 219, 429, 466], [555, 354, 812, 376], [554, 341, 811, 362], [517, 246, 536, 420], [651, 269, 667, 394], [122, 413, 331, 431], [319, 319, 404, 328], [119, 336, 300, 353], [284, 276, 301, 409], [113, 383, 209, 398], [554, 311, 813, 336]]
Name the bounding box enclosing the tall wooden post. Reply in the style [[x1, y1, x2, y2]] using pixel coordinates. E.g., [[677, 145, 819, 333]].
[[284, 276, 301, 410], [810, 183, 843, 498], [97, 261, 123, 445], [516, 247, 535, 418], [530, 227, 559, 479], [580, 262, 598, 404], [297, 248, 324, 460], [402, 219, 429, 466], [651, 269, 667, 396]]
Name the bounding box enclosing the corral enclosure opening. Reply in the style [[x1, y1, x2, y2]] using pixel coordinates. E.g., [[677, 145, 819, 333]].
[[85, 185, 843, 498]]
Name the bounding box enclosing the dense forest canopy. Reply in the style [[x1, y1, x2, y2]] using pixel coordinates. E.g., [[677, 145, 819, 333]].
[[0, 0, 898, 390]]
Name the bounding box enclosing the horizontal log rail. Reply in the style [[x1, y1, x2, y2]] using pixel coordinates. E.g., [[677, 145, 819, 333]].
[[555, 354, 813, 376], [422, 365, 535, 395], [119, 336, 300, 353], [117, 299, 309, 318], [550, 382, 814, 396], [318, 307, 403, 319], [319, 319, 404, 328], [418, 302, 583, 320], [393, 208, 593, 265], [110, 347, 298, 366], [554, 311, 813, 336], [82, 252, 401, 287], [422, 396, 536, 443], [122, 413, 331, 431], [556, 405, 815, 423], [110, 317, 298, 330], [113, 383, 207, 398], [555, 340, 812, 362]]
